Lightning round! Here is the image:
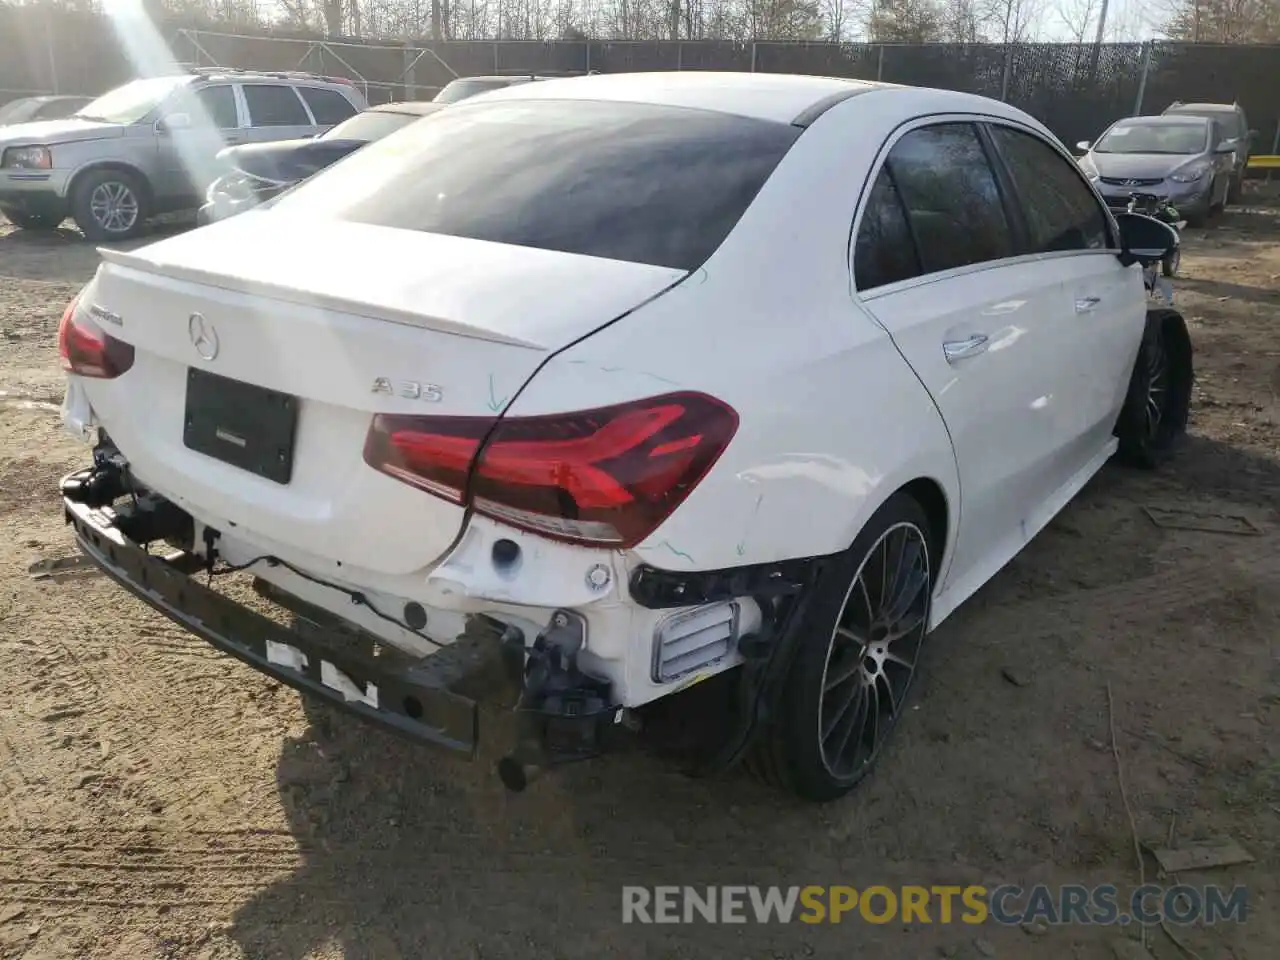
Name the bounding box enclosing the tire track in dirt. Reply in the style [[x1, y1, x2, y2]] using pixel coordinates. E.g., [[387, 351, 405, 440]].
[[0, 829, 304, 909], [941, 530, 1280, 646]]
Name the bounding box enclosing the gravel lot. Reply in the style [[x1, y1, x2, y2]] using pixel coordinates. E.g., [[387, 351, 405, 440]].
[[1, 197, 1278, 960]]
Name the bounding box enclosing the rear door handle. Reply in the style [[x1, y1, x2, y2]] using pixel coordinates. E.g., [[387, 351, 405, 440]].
[[942, 334, 990, 364], [1075, 296, 1102, 313]]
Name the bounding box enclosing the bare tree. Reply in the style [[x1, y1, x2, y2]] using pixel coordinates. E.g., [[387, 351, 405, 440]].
[[940, 0, 984, 40], [1164, 0, 1279, 42], [1055, 0, 1097, 41], [981, 0, 1043, 42]]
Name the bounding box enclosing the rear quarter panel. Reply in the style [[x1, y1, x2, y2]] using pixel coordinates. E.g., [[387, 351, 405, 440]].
[[507, 89, 967, 575]]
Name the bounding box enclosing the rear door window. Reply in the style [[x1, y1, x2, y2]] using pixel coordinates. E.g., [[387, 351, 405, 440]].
[[885, 122, 1015, 275], [854, 168, 921, 291], [243, 84, 311, 127], [988, 124, 1111, 253], [194, 85, 238, 129], [268, 100, 802, 271], [299, 87, 357, 125]]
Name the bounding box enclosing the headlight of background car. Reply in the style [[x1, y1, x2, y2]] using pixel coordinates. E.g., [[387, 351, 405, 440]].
[[1169, 161, 1211, 183], [1077, 156, 1099, 181], [2, 145, 52, 169]]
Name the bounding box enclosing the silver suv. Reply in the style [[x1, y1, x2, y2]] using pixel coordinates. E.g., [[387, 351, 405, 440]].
[[0, 69, 366, 240]]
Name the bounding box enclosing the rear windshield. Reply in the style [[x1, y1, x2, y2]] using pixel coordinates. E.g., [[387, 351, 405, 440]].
[[1169, 107, 1242, 138], [432, 78, 520, 103], [320, 109, 423, 143], [268, 99, 802, 271]]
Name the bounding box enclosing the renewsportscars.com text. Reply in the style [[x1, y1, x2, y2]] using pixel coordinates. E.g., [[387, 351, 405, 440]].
[[621, 884, 1248, 926]]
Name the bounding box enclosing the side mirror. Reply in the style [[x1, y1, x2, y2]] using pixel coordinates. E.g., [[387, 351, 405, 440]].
[[157, 112, 191, 133], [1075, 140, 1091, 152], [1215, 140, 1236, 154], [1115, 212, 1178, 268]]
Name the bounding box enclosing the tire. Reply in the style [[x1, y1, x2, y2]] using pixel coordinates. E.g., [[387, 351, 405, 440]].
[[748, 492, 934, 802], [1, 207, 63, 230], [70, 168, 148, 241], [1114, 309, 1193, 470], [1161, 246, 1180, 278]]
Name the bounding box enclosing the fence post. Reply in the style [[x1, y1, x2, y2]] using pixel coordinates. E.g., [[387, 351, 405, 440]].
[[750, 41, 757, 72], [402, 42, 416, 100], [493, 41, 499, 72], [1000, 45, 1012, 101], [585, 40, 591, 73], [876, 44, 884, 82], [1270, 119, 1280, 183], [1133, 40, 1153, 115], [677, 40, 683, 71], [43, 6, 58, 94]]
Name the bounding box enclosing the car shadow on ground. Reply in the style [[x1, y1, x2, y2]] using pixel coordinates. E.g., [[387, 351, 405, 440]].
[[0, 216, 193, 248], [222, 434, 1280, 959]]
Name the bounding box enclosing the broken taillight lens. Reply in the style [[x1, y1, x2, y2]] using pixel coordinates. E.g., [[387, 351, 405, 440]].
[[362, 392, 739, 548], [57, 297, 135, 380]]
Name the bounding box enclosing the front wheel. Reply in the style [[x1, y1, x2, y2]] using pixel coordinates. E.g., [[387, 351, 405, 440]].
[[70, 169, 149, 241], [749, 493, 933, 802], [1115, 310, 1193, 469], [1162, 246, 1180, 277]]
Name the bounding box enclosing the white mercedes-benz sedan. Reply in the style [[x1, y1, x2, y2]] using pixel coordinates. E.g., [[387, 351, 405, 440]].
[[57, 71, 1190, 802]]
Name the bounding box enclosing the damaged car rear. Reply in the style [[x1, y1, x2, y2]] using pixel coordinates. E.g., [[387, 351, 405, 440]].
[[58, 73, 1191, 802]]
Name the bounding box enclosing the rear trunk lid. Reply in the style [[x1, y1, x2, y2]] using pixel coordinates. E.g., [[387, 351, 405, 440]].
[[78, 216, 685, 576]]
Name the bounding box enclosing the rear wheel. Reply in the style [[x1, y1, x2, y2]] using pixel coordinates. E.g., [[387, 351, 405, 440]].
[[1, 207, 62, 230], [748, 493, 933, 802], [1115, 310, 1192, 469], [71, 169, 148, 241]]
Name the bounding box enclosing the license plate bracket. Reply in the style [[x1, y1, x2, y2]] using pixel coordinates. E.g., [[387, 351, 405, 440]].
[[183, 368, 298, 485]]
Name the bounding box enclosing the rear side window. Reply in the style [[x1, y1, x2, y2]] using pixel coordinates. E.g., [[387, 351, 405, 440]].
[[269, 100, 802, 271], [886, 123, 1015, 275], [300, 87, 357, 125], [988, 125, 1111, 253], [854, 168, 921, 291], [195, 85, 237, 130], [243, 85, 310, 126]]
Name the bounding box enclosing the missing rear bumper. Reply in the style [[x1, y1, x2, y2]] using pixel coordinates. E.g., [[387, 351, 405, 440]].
[[61, 474, 495, 757], [59, 460, 626, 782]]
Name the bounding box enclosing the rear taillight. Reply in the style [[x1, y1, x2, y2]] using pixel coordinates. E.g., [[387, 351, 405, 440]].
[[57, 297, 135, 380], [363, 392, 738, 548]]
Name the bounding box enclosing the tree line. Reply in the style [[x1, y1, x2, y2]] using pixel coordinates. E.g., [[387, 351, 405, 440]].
[[11, 0, 1280, 46]]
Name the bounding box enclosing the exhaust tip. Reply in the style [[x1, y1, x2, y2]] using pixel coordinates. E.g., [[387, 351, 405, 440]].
[[497, 756, 534, 793]]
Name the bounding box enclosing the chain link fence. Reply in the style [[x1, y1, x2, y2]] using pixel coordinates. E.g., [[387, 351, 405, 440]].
[[3, 5, 1279, 152]]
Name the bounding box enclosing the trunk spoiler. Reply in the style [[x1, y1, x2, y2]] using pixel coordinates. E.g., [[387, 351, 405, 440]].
[[95, 246, 545, 350]]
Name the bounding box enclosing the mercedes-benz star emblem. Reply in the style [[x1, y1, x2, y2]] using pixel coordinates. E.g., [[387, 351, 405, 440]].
[[188, 312, 219, 361]]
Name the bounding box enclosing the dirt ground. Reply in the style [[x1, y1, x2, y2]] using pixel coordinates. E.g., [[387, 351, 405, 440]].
[[1, 193, 1278, 960]]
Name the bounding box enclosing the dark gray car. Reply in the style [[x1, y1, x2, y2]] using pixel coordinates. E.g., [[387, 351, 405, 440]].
[[1075, 115, 1235, 226], [1162, 101, 1255, 204]]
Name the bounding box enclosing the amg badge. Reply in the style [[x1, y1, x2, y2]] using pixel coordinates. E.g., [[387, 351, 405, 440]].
[[371, 378, 443, 402]]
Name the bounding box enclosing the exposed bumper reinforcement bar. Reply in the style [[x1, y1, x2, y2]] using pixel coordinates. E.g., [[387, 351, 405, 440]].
[[62, 486, 495, 758]]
